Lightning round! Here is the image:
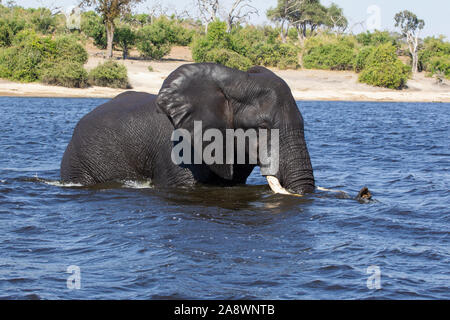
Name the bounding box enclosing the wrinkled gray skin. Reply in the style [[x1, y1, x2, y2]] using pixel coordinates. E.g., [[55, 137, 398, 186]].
[[61, 63, 315, 194]]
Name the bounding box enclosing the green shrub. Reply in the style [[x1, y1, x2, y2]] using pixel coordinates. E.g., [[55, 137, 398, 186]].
[[0, 47, 15, 78], [133, 13, 151, 26], [418, 36, 450, 72], [247, 42, 299, 69], [114, 25, 136, 59], [191, 36, 211, 62], [151, 17, 194, 46], [0, 33, 89, 86], [0, 19, 13, 47], [54, 35, 88, 65], [303, 36, 357, 70], [41, 61, 88, 88], [30, 8, 57, 34], [356, 30, 398, 47], [0, 30, 57, 82], [229, 25, 266, 57], [88, 60, 130, 88], [192, 21, 231, 61], [0, 14, 26, 44], [81, 11, 106, 49], [203, 48, 252, 70], [428, 55, 450, 79], [194, 22, 299, 70], [354, 46, 375, 72], [288, 28, 299, 42], [359, 43, 410, 89], [136, 24, 172, 59]]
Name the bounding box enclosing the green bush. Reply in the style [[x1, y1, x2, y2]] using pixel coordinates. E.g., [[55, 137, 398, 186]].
[[81, 11, 106, 49], [193, 22, 299, 70], [428, 55, 450, 79], [203, 48, 252, 70], [192, 21, 233, 62], [0, 21, 12, 47], [0, 30, 56, 82], [88, 60, 130, 88], [0, 15, 26, 45], [136, 24, 172, 59], [358, 43, 410, 89], [0, 47, 15, 78], [354, 46, 375, 72], [41, 61, 88, 88], [151, 17, 194, 46], [114, 25, 136, 59], [247, 42, 299, 69], [54, 35, 88, 65], [288, 28, 299, 42], [0, 30, 89, 84], [229, 25, 266, 57], [0, 17, 21, 47], [29, 8, 59, 34], [356, 30, 398, 47], [418, 36, 450, 72], [303, 36, 357, 70]]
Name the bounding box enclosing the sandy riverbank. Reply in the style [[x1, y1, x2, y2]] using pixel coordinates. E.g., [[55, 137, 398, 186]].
[[0, 46, 449, 102]]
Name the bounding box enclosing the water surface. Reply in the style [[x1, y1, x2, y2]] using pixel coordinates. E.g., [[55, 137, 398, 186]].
[[0, 97, 449, 299]]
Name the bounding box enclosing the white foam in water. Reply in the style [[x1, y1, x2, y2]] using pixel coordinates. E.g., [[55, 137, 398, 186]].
[[43, 180, 84, 187], [122, 180, 154, 189], [33, 172, 153, 189], [317, 186, 344, 193], [34, 174, 84, 187]]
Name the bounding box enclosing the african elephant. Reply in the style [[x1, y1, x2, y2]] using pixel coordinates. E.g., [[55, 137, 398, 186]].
[[61, 63, 315, 195]]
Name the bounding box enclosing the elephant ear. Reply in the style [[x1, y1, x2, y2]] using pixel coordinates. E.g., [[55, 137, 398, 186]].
[[156, 63, 246, 180]]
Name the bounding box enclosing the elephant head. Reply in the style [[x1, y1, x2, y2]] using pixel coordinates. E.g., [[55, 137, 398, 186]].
[[156, 63, 314, 195]]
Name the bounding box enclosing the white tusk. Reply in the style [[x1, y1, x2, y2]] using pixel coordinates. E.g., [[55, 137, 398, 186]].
[[266, 176, 302, 197]]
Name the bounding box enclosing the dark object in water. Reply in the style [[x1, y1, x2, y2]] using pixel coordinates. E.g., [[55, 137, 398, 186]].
[[356, 186, 372, 200]]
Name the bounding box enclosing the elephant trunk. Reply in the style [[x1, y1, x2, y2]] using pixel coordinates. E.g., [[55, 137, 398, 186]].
[[276, 130, 315, 195]]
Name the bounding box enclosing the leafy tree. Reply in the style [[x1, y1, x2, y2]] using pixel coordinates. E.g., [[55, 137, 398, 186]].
[[303, 35, 356, 70], [79, 0, 142, 58], [136, 23, 172, 60], [0, 18, 13, 46], [394, 10, 424, 74], [268, 0, 343, 43], [267, 0, 293, 43], [356, 30, 398, 47], [81, 11, 106, 49], [325, 3, 347, 34], [418, 36, 450, 72], [30, 8, 57, 34], [114, 25, 135, 59]]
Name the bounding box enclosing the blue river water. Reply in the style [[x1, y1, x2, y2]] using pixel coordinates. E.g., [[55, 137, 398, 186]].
[[0, 97, 448, 299]]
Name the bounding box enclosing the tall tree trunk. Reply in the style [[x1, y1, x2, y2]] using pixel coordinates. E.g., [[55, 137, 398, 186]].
[[296, 24, 305, 45], [226, 15, 233, 33], [106, 21, 115, 59], [123, 45, 128, 60], [412, 51, 418, 74], [280, 20, 286, 43], [407, 32, 419, 74]]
